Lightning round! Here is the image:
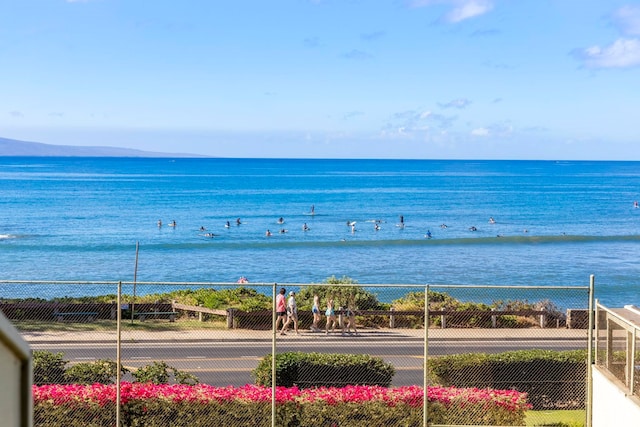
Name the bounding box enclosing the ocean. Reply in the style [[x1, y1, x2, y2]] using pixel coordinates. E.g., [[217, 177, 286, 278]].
[[0, 157, 639, 307]]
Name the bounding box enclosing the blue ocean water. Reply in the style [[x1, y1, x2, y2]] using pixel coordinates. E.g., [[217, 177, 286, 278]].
[[0, 157, 639, 307]]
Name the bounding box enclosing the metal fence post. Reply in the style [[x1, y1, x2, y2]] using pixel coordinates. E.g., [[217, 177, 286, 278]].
[[272, 283, 277, 427], [586, 274, 595, 427], [424, 284, 429, 427], [116, 281, 122, 427]]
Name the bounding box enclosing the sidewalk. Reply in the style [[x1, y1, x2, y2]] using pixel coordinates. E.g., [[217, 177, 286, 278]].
[[22, 327, 590, 344]]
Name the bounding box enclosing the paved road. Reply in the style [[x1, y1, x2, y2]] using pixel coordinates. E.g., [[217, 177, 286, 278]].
[[26, 328, 590, 387]]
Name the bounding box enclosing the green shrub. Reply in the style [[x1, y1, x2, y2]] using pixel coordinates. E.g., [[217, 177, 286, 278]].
[[132, 361, 199, 385], [33, 350, 67, 385], [253, 352, 395, 388], [428, 349, 588, 410], [296, 276, 384, 311], [32, 350, 199, 386], [64, 359, 128, 384]]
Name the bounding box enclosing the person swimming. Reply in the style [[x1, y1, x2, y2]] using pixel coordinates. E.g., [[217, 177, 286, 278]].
[[469, 226, 477, 231], [440, 224, 447, 229], [279, 228, 287, 234]]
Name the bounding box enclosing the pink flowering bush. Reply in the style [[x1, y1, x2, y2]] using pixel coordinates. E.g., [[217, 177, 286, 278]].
[[33, 382, 530, 426]]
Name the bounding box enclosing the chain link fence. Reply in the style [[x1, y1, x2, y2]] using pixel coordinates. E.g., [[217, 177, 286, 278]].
[[1, 279, 593, 426]]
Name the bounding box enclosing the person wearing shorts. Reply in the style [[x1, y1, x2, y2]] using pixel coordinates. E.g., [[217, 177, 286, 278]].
[[275, 287, 287, 332], [311, 294, 321, 332]]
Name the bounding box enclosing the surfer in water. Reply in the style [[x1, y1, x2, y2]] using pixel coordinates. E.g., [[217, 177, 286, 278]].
[[302, 223, 309, 231], [157, 219, 162, 227], [236, 218, 241, 226], [425, 230, 432, 239], [310, 205, 315, 215]]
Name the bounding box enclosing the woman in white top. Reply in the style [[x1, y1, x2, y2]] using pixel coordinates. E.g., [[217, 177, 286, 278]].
[[281, 291, 299, 335]]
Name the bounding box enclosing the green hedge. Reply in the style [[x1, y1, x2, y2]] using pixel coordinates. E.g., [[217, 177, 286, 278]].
[[253, 352, 395, 388], [428, 349, 588, 410]]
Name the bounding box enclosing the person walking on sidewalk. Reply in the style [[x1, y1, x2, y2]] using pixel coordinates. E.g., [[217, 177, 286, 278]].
[[311, 294, 321, 332], [325, 297, 337, 334], [342, 295, 358, 336], [281, 291, 299, 335], [275, 288, 287, 332]]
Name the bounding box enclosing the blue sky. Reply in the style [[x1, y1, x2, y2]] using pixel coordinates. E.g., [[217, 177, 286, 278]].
[[2, 0, 640, 159]]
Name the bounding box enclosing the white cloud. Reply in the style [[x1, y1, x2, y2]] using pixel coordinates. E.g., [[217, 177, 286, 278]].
[[576, 38, 640, 68], [446, 0, 494, 23], [409, 0, 494, 23], [612, 5, 640, 36], [471, 127, 489, 136], [438, 98, 472, 109]]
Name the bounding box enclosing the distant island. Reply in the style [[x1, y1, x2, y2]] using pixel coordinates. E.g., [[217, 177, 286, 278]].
[[0, 137, 206, 158]]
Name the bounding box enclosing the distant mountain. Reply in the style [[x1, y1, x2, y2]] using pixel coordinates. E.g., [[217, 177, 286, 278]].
[[0, 137, 206, 157]]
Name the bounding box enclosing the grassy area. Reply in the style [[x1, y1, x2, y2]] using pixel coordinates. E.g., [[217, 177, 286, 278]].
[[13, 319, 228, 333], [526, 410, 585, 426]]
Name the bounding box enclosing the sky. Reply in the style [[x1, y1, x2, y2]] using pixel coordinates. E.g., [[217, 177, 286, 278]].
[[2, 0, 640, 160]]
